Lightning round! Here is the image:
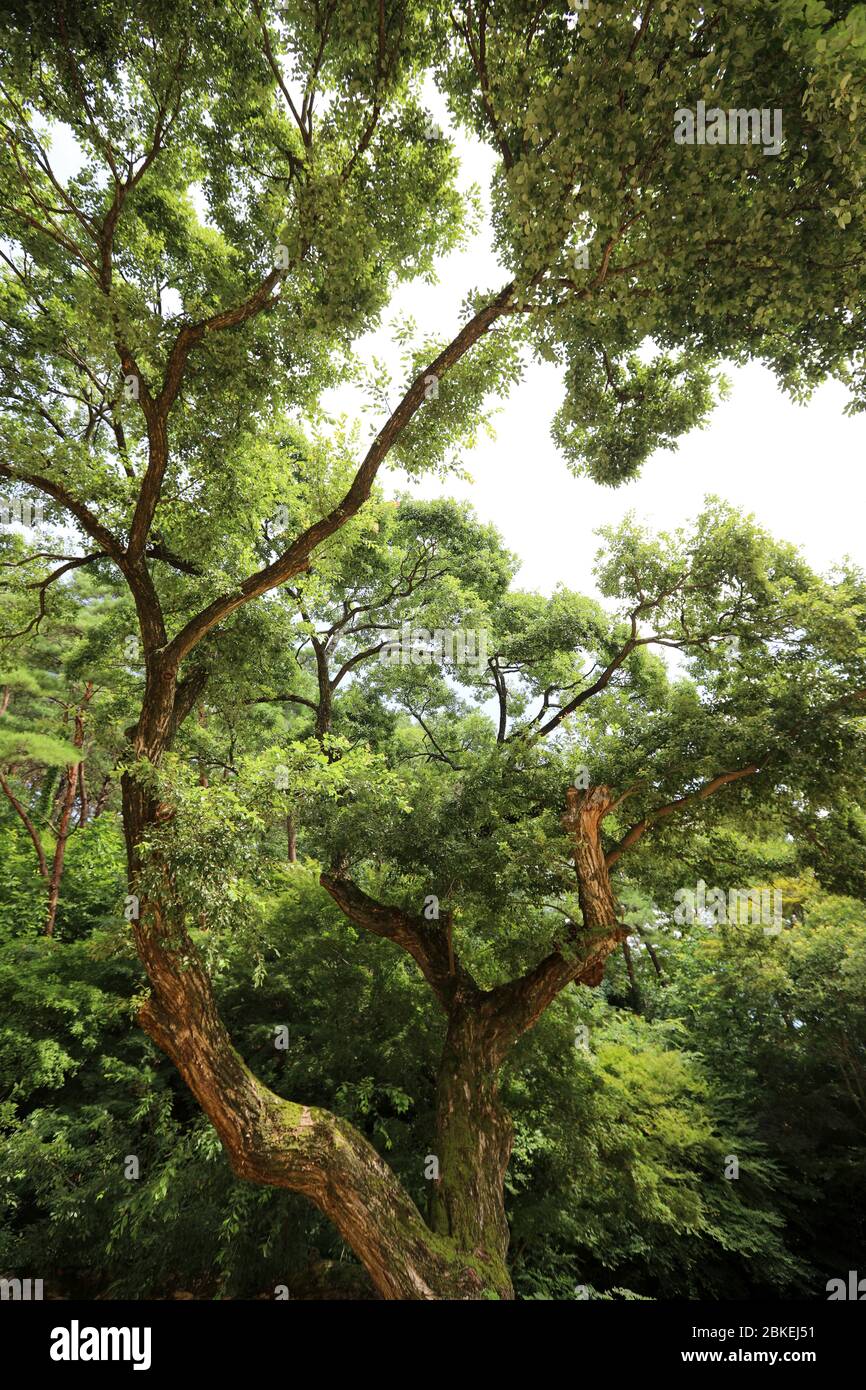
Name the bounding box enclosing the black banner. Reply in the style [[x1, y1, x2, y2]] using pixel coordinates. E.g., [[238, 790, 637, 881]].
[[2, 1296, 862, 1377]]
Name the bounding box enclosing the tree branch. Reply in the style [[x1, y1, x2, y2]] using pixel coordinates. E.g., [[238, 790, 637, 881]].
[[320, 871, 469, 1010], [0, 465, 123, 559], [0, 768, 48, 878], [161, 281, 515, 668], [605, 764, 760, 867]]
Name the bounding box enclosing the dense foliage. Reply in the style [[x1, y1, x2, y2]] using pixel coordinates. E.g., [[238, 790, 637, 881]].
[[1, 505, 864, 1298], [1, 1, 865, 1299]]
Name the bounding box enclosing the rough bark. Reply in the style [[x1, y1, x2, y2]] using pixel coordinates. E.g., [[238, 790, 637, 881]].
[[564, 785, 621, 942], [129, 888, 504, 1297], [44, 683, 93, 936], [430, 1004, 513, 1297], [120, 675, 508, 1299], [476, 787, 626, 1057]]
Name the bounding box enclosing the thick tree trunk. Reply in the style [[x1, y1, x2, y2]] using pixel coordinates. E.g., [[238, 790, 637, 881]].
[[120, 675, 505, 1299], [430, 1006, 514, 1299], [128, 887, 502, 1295], [420, 796, 623, 1294]]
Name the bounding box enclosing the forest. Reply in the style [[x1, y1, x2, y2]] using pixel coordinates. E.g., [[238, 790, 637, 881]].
[[1, 0, 865, 1305]]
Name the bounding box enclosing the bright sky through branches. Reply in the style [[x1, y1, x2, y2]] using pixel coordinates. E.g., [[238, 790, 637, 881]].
[[325, 81, 866, 600], [41, 80, 866, 605]]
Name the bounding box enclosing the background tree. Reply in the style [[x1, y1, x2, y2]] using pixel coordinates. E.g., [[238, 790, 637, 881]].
[[0, 558, 124, 933]]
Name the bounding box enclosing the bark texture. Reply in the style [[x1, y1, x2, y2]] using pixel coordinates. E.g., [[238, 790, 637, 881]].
[[119, 660, 627, 1298], [121, 674, 512, 1299], [431, 1005, 513, 1292]]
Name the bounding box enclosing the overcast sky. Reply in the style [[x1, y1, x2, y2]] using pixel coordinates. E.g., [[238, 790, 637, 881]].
[[324, 85, 866, 601], [42, 90, 866, 603]]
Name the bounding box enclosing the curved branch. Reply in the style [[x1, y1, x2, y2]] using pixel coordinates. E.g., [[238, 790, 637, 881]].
[[162, 280, 516, 667], [331, 641, 387, 687], [605, 764, 760, 868], [126, 267, 289, 561], [0, 769, 48, 878], [479, 922, 626, 1065], [169, 666, 210, 741], [320, 871, 469, 1010], [245, 691, 319, 713], [0, 465, 123, 559], [3, 553, 101, 640], [145, 542, 203, 576]]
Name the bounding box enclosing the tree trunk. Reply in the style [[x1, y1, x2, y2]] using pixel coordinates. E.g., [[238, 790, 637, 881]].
[[421, 798, 625, 1298], [44, 685, 93, 936], [43, 762, 78, 936], [312, 638, 332, 743], [77, 761, 89, 826], [120, 675, 505, 1299], [563, 785, 621, 981], [128, 881, 503, 1296], [197, 704, 209, 786], [430, 1005, 514, 1299], [622, 937, 641, 1010]]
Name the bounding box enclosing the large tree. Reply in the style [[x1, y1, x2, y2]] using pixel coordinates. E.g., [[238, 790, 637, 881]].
[[1, 1, 865, 1298]]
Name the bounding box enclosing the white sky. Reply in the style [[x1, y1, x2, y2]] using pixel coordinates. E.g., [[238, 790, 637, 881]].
[[389, 356, 866, 598], [325, 86, 866, 600], [41, 94, 866, 603]]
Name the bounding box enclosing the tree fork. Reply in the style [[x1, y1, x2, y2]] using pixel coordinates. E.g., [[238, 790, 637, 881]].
[[132, 907, 508, 1299], [121, 758, 506, 1300]]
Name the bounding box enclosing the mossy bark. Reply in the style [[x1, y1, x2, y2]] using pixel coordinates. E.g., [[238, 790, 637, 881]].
[[123, 673, 622, 1300], [121, 695, 508, 1300], [430, 1007, 514, 1298]]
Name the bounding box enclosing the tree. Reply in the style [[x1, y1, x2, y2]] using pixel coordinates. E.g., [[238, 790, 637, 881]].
[[651, 873, 866, 1286], [0, 560, 122, 933], [1, 1, 865, 1297]]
